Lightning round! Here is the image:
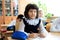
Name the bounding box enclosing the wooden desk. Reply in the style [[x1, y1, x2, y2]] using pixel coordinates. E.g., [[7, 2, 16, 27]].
[[1, 24, 8, 27], [4, 31, 13, 37], [0, 24, 8, 29], [49, 32, 60, 36], [5, 31, 13, 40], [0, 24, 13, 40], [1, 31, 13, 40]]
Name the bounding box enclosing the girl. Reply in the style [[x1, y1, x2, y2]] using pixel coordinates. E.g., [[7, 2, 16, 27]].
[[12, 4, 48, 40]]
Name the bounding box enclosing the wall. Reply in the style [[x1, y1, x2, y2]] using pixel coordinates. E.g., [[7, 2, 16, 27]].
[[18, 0, 32, 15]]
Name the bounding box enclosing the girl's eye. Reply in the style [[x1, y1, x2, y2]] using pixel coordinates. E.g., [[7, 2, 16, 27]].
[[34, 11, 37, 13], [29, 10, 33, 12]]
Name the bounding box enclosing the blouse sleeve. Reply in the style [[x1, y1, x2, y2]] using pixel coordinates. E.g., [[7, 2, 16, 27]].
[[39, 20, 48, 35]]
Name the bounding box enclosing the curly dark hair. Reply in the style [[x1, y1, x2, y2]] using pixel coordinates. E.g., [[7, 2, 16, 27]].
[[24, 4, 39, 19], [17, 14, 24, 19]]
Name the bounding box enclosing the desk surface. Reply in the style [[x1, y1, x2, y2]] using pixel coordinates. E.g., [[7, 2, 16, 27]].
[[28, 32, 60, 40]]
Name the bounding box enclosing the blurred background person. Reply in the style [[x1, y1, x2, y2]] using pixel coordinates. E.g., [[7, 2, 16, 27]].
[[7, 14, 24, 32], [38, 9, 47, 28]]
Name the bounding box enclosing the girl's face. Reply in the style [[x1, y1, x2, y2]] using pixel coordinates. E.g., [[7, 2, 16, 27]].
[[28, 9, 37, 19], [38, 10, 43, 17]]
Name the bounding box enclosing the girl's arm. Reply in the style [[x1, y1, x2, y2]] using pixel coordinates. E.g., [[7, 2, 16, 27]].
[[15, 19, 20, 31], [15, 19, 23, 31], [15, 19, 28, 36], [39, 20, 48, 37]]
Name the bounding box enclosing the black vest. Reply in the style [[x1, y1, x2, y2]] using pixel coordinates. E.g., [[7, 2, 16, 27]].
[[23, 19, 41, 33]]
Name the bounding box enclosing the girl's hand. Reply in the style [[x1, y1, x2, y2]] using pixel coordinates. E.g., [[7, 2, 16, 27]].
[[38, 33, 45, 38], [29, 33, 38, 38]]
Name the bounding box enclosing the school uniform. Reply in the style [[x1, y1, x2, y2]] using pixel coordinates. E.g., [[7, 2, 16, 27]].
[[12, 18, 48, 40]]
